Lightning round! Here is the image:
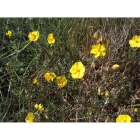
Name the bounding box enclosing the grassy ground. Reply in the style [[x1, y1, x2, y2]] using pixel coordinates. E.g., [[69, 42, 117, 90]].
[[0, 18, 140, 122]]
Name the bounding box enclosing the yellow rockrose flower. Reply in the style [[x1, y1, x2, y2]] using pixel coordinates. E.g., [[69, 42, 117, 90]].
[[34, 104, 39, 109], [47, 33, 55, 44], [116, 115, 131, 122], [33, 78, 38, 84], [38, 104, 43, 109], [111, 64, 120, 70], [90, 43, 106, 58], [56, 76, 67, 87], [28, 31, 39, 42], [25, 112, 35, 123], [34, 103, 44, 111], [129, 35, 140, 48], [70, 62, 85, 79], [6, 30, 12, 37], [44, 72, 56, 82]]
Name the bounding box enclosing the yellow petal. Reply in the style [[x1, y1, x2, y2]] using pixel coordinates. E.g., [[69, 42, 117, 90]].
[[25, 112, 35, 122], [100, 45, 106, 51], [90, 45, 98, 54], [111, 64, 120, 70], [71, 71, 84, 79], [94, 52, 100, 58], [34, 104, 39, 109], [100, 52, 106, 57]]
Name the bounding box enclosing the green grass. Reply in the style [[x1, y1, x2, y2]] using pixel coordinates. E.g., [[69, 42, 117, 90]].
[[0, 18, 140, 122]]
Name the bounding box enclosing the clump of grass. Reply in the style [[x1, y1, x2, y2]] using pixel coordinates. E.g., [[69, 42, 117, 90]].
[[0, 18, 140, 122]]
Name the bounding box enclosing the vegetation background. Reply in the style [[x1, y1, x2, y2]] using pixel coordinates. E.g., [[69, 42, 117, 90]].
[[0, 18, 140, 122]]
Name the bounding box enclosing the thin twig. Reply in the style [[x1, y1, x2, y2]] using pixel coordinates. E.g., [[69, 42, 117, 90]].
[[4, 41, 30, 59]]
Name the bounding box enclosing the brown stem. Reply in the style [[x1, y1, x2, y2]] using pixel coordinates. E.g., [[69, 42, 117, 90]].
[[21, 87, 60, 122], [29, 87, 60, 112]]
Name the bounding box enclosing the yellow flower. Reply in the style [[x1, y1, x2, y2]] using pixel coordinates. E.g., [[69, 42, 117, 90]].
[[90, 43, 106, 58], [38, 104, 45, 111], [47, 33, 55, 44], [25, 112, 35, 123], [28, 31, 39, 42], [6, 30, 12, 37], [33, 78, 38, 84], [56, 76, 67, 87], [34, 104, 39, 109], [111, 64, 120, 70], [129, 35, 140, 48], [44, 72, 56, 82], [104, 90, 110, 97], [34, 103, 44, 111], [38, 104, 44, 110], [70, 62, 86, 79], [134, 108, 138, 113], [116, 115, 131, 122]]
